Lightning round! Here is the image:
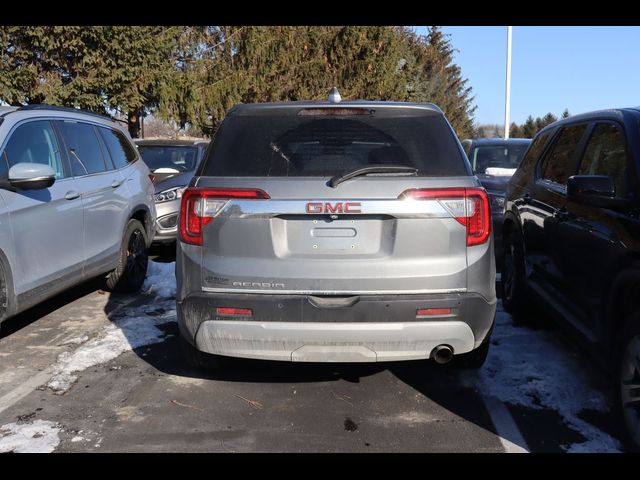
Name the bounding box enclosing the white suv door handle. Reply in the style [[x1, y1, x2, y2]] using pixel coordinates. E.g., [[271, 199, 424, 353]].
[[111, 180, 122, 188], [65, 191, 80, 200]]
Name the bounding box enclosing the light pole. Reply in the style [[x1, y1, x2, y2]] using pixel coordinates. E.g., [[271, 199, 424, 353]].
[[504, 26, 513, 139]]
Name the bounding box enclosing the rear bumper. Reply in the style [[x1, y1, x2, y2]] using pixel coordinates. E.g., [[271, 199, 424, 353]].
[[177, 292, 496, 362], [195, 320, 475, 362]]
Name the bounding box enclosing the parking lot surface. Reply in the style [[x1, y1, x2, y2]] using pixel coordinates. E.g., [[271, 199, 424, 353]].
[[0, 260, 625, 452]]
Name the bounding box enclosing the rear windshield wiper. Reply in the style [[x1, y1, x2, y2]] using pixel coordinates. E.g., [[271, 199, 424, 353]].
[[328, 165, 418, 188]]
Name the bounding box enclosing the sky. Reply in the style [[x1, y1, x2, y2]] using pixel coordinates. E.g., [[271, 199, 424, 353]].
[[413, 26, 640, 126]]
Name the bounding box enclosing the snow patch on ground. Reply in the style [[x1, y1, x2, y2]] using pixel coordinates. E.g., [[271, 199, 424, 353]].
[[46, 299, 176, 393], [462, 302, 622, 453], [0, 420, 61, 453], [45, 261, 177, 394], [60, 335, 89, 347], [143, 261, 176, 299]]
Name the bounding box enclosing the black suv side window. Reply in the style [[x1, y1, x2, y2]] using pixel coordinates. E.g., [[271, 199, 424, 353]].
[[509, 132, 551, 186], [539, 124, 588, 186], [577, 122, 628, 198], [523, 133, 550, 166]]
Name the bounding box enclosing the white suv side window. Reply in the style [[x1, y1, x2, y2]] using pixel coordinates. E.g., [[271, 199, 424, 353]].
[[2, 120, 65, 179], [58, 121, 109, 176], [98, 126, 137, 169]]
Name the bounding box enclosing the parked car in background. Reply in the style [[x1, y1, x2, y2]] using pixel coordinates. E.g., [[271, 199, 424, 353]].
[[176, 91, 496, 371], [135, 139, 209, 245], [501, 108, 640, 451], [462, 137, 532, 267], [0, 105, 156, 327]]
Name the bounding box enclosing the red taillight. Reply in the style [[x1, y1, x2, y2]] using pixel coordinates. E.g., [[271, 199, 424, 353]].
[[399, 187, 491, 246], [465, 190, 491, 246], [181, 193, 214, 245], [216, 307, 253, 317], [179, 188, 270, 246], [416, 308, 452, 316]]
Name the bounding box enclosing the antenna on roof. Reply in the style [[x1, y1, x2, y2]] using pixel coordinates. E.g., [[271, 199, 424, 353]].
[[328, 87, 342, 104]]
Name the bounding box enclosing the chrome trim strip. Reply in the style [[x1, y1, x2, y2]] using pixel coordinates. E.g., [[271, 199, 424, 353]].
[[201, 286, 467, 295], [215, 198, 453, 220]]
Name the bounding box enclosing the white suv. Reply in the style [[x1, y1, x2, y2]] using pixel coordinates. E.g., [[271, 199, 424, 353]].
[[0, 105, 156, 326]]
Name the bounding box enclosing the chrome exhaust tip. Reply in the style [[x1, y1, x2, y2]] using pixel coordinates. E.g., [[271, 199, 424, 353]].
[[432, 345, 454, 364]]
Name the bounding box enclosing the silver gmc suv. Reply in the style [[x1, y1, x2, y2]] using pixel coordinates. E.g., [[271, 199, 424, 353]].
[[176, 92, 496, 369]]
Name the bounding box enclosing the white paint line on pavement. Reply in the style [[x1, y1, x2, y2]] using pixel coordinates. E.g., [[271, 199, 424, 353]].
[[0, 294, 142, 416], [0, 367, 56, 416], [482, 396, 529, 453]]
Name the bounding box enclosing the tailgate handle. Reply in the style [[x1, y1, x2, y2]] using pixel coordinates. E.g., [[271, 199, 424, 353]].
[[308, 295, 360, 309]]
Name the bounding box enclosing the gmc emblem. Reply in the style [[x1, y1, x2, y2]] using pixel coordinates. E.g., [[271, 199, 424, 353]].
[[305, 202, 362, 214]]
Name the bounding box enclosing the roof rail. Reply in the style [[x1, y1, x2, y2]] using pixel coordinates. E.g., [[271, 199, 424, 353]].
[[16, 104, 115, 122]]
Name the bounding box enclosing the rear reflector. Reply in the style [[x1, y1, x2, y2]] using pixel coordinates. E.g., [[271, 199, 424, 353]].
[[216, 307, 253, 317], [399, 187, 491, 246], [179, 187, 270, 246], [416, 308, 452, 316]]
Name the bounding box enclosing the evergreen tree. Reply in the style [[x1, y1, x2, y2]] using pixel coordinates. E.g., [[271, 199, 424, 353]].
[[509, 110, 566, 138], [190, 26, 477, 137], [0, 27, 103, 109], [509, 122, 524, 138], [413, 27, 476, 138], [0, 26, 183, 137], [522, 116, 537, 138], [0, 26, 478, 139], [541, 112, 558, 128], [97, 26, 182, 138]]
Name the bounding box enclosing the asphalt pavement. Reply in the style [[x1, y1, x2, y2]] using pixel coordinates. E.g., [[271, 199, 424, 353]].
[[0, 258, 624, 453]]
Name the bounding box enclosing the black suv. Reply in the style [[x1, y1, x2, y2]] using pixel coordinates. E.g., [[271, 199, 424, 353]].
[[501, 108, 640, 451]]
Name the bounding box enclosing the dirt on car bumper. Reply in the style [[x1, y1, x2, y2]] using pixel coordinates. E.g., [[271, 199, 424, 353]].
[[177, 291, 496, 362]]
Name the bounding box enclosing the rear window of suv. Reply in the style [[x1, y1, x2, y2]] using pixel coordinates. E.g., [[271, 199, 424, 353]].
[[201, 107, 469, 177]]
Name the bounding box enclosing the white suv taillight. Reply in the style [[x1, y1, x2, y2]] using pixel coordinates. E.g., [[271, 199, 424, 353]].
[[179, 188, 270, 246], [399, 188, 491, 246]]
